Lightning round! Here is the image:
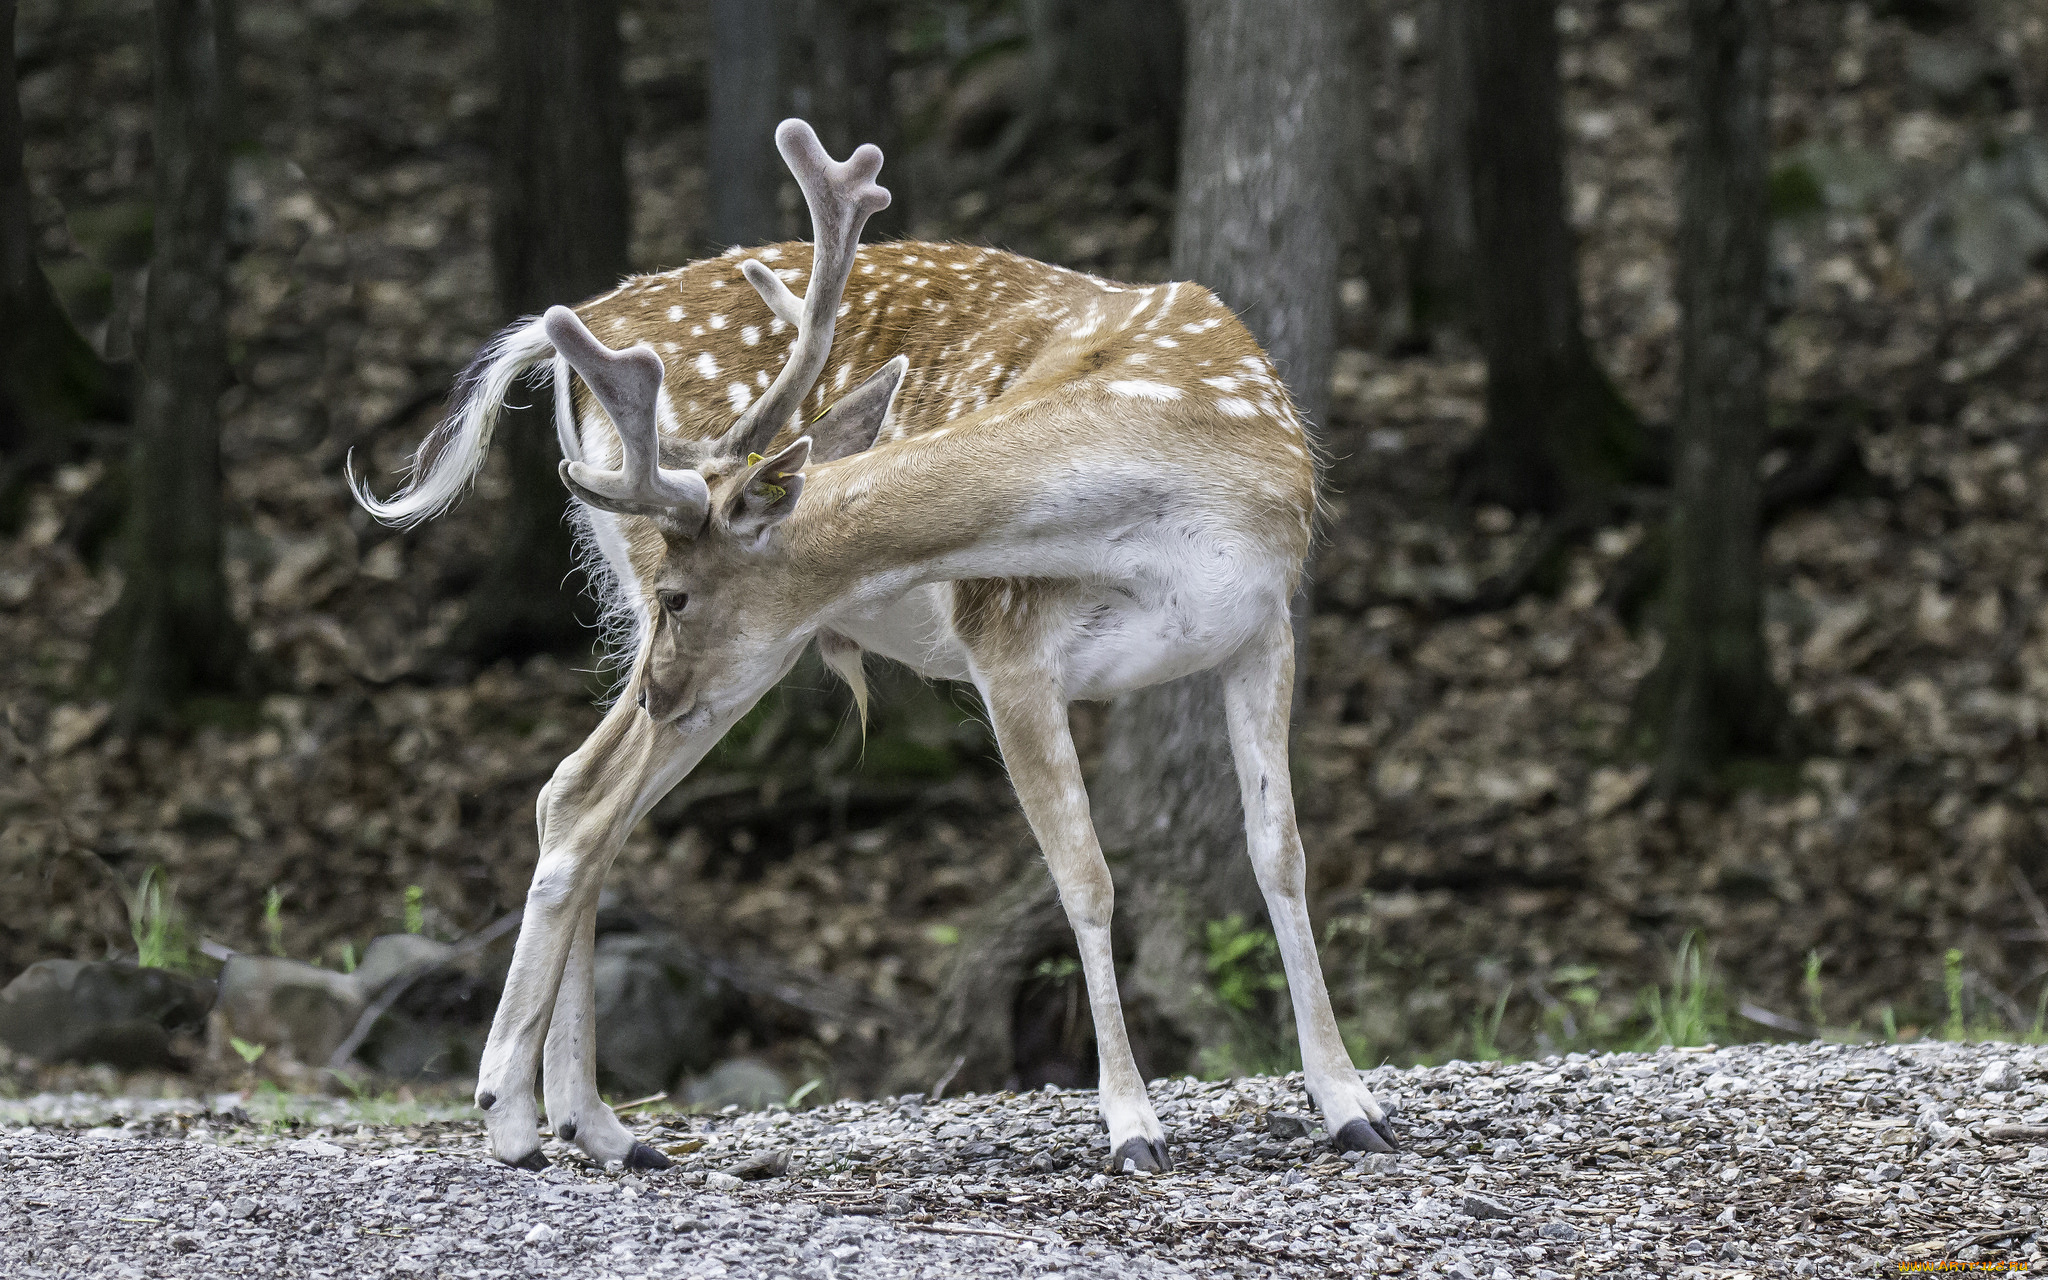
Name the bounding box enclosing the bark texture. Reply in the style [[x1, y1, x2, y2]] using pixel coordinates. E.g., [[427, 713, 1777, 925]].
[[465, 0, 629, 662], [1462, 0, 1638, 512], [1415, 0, 1476, 341], [709, 0, 785, 249], [789, 0, 902, 239], [904, 0, 1346, 1095], [1087, 0, 1346, 1071], [1635, 0, 1785, 791], [0, 0, 122, 524], [88, 0, 248, 724]]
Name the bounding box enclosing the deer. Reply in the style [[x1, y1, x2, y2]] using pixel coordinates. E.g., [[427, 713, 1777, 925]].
[[352, 118, 1398, 1175]]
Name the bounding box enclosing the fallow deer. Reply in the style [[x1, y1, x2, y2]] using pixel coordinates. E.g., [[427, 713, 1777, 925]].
[[353, 119, 1397, 1174]]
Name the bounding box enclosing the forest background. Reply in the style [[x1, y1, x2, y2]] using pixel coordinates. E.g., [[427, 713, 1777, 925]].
[[4, 0, 2048, 1103]]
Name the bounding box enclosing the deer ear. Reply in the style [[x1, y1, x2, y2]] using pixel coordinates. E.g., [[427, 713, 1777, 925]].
[[807, 356, 906, 463], [724, 436, 810, 541]]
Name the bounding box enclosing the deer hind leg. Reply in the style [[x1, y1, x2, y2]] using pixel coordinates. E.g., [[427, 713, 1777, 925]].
[[972, 662, 1169, 1173], [1222, 620, 1398, 1155], [474, 696, 695, 1168]]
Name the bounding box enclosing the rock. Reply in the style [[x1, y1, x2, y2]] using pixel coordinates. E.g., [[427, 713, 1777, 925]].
[[286, 1138, 346, 1157], [522, 1223, 558, 1245], [1461, 1192, 1514, 1220], [212, 955, 363, 1067], [1265, 1111, 1314, 1140], [592, 933, 739, 1097], [1901, 134, 2048, 292], [703, 1172, 743, 1192], [354, 963, 495, 1081], [683, 1057, 789, 1112], [228, 1196, 257, 1220], [1904, 34, 1997, 103], [722, 1148, 790, 1181], [1978, 1060, 2019, 1091], [349, 934, 456, 996], [0, 960, 214, 1069], [1537, 1222, 1579, 1242], [169, 1232, 202, 1254], [1870, 1161, 1905, 1183]]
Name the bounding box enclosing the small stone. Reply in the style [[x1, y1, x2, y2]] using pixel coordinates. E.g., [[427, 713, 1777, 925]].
[[1461, 1192, 1514, 1220], [1871, 1161, 1905, 1182], [523, 1223, 558, 1245], [1086, 1173, 1109, 1191], [668, 1214, 706, 1232], [1979, 1061, 2020, 1091], [704, 1172, 743, 1191], [722, 1147, 790, 1181], [1265, 1111, 1314, 1140], [1537, 1222, 1579, 1242], [169, 1233, 202, 1254], [286, 1138, 345, 1157], [227, 1196, 257, 1221]]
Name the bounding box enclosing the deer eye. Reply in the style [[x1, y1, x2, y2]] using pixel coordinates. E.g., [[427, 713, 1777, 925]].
[[658, 590, 688, 615]]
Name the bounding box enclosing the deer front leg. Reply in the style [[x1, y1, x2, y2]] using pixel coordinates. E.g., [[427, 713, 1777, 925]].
[[541, 902, 669, 1170], [475, 697, 700, 1168], [975, 668, 1169, 1173], [1222, 622, 1397, 1155]]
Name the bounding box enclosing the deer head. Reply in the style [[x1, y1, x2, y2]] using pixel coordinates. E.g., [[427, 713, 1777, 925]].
[[549, 119, 905, 726]]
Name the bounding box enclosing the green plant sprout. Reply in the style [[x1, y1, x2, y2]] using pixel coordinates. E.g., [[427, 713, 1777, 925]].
[[404, 885, 424, 935], [1469, 990, 1510, 1062], [1943, 948, 1966, 1041], [263, 887, 285, 956], [229, 1037, 267, 1065], [1205, 915, 1288, 1013], [338, 941, 357, 974], [128, 867, 191, 972], [1803, 950, 1826, 1034], [786, 1078, 824, 1109], [1635, 933, 1727, 1050]]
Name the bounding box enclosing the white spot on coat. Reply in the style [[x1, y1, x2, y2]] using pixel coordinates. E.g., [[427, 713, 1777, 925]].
[[1106, 380, 1183, 401]]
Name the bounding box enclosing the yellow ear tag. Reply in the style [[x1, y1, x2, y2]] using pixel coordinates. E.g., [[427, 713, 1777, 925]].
[[744, 453, 785, 500]]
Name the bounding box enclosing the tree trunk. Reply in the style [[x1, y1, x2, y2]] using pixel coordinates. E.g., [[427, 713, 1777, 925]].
[[1414, 0, 1475, 343], [1089, 0, 1346, 1067], [789, 0, 902, 239], [464, 0, 629, 662], [87, 0, 248, 725], [0, 0, 123, 525], [1634, 0, 1785, 792], [1461, 0, 1638, 513], [709, 0, 785, 250], [905, 0, 1345, 1095]]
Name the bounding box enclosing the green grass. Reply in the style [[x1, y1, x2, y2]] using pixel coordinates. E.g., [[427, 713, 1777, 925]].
[[128, 867, 192, 972]]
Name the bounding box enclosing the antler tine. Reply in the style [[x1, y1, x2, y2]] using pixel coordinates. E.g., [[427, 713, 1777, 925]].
[[726, 118, 890, 458], [543, 306, 711, 529]]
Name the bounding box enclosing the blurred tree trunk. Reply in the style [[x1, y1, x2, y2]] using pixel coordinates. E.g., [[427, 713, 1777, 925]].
[[1461, 0, 1638, 513], [790, 0, 902, 238], [88, 0, 249, 725], [1414, 0, 1475, 344], [465, 0, 628, 662], [1015, 0, 1183, 189], [1634, 0, 1786, 792], [709, 0, 784, 248], [0, 0, 124, 526], [907, 0, 1346, 1097], [1095, 0, 1345, 1071]]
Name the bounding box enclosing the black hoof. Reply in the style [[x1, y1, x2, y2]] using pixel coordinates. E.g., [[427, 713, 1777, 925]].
[[556, 1121, 577, 1141], [507, 1148, 550, 1172], [477, 1092, 496, 1111], [1335, 1116, 1399, 1154], [1108, 1136, 1172, 1174], [624, 1142, 672, 1172]]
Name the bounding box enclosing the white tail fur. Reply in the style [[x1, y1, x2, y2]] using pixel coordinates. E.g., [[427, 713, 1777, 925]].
[[348, 315, 557, 528]]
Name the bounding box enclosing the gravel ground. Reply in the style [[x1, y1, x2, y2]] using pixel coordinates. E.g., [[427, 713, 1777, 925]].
[[4, 1040, 2045, 1278]]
